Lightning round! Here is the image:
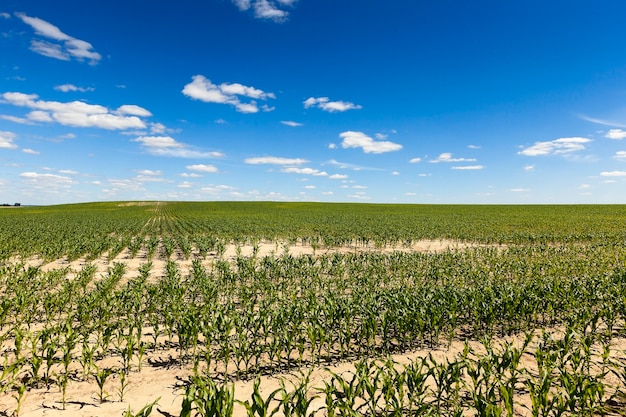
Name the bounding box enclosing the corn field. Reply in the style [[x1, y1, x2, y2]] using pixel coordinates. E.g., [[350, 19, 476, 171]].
[[1, 202, 626, 416]]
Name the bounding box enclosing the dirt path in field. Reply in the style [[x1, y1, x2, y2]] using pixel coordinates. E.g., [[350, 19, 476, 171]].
[[10, 238, 496, 283]]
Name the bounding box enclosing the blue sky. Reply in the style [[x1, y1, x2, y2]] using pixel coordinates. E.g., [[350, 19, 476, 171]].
[[2, 0, 626, 204]]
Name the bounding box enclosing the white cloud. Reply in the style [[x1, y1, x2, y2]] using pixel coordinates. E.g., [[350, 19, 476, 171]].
[[1, 92, 148, 130], [451, 165, 485, 170], [391, 171, 400, 175], [133, 136, 223, 158], [524, 165, 535, 171], [325, 159, 383, 171], [136, 169, 161, 176], [232, 0, 252, 10], [347, 192, 370, 200], [339, 131, 402, 154], [429, 153, 477, 163], [1, 12, 10, 19], [579, 114, 626, 128], [353, 185, 367, 189], [468, 145, 481, 149], [600, 171, 626, 177], [0, 115, 35, 125], [328, 143, 337, 149], [16, 13, 101, 64], [231, 0, 294, 22], [518, 137, 591, 156], [201, 185, 237, 195], [614, 151, 626, 161], [282, 167, 328, 176], [20, 171, 74, 186], [117, 104, 152, 117], [22, 148, 39, 155], [329, 174, 348, 179], [150, 122, 167, 134], [58, 169, 78, 175], [578, 184, 591, 190], [281, 120, 302, 127], [304, 185, 316, 189], [409, 157, 422, 163], [0, 131, 18, 149], [182, 75, 275, 113], [178, 181, 193, 189], [180, 172, 202, 178], [304, 97, 362, 112], [187, 164, 219, 173], [606, 129, 626, 140], [244, 156, 308, 165], [54, 84, 94, 93]]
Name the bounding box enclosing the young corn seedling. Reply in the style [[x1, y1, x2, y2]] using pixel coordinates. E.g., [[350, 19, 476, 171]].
[[180, 376, 234, 417], [237, 378, 283, 417], [123, 397, 160, 417], [280, 370, 319, 417]]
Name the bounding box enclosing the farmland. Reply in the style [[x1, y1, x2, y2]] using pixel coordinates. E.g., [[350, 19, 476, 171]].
[[1, 202, 626, 416]]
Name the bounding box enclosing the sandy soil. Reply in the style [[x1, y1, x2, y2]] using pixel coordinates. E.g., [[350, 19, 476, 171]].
[[3, 240, 621, 417]]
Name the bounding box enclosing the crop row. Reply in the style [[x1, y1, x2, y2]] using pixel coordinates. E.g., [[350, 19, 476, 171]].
[[2, 242, 626, 414], [2, 202, 626, 261]]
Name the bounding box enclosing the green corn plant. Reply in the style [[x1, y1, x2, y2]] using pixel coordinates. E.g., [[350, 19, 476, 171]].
[[180, 376, 234, 417], [320, 369, 363, 417], [280, 370, 319, 417], [123, 397, 160, 417], [95, 367, 113, 403], [118, 368, 130, 401], [237, 378, 283, 417]]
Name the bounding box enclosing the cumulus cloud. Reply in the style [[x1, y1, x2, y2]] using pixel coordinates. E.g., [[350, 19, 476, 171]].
[[136, 169, 161, 176], [244, 156, 308, 165], [281, 120, 302, 127], [451, 165, 484, 170], [1, 92, 149, 130], [518, 137, 591, 156], [0, 131, 18, 149], [22, 148, 39, 155], [54, 84, 94, 93], [117, 105, 152, 117], [329, 174, 348, 179], [339, 131, 402, 154], [182, 75, 275, 113], [282, 167, 328, 176], [231, 0, 295, 22], [20, 171, 74, 188], [614, 151, 626, 161], [409, 157, 422, 163], [429, 153, 477, 163], [304, 97, 362, 112], [600, 171, 626, 177], [187, 164, 219, 173], [524, 165, 535, 171], [133, 136, 224, 158], [606, 129, 626, 140], [16, 13, 101, 64]]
